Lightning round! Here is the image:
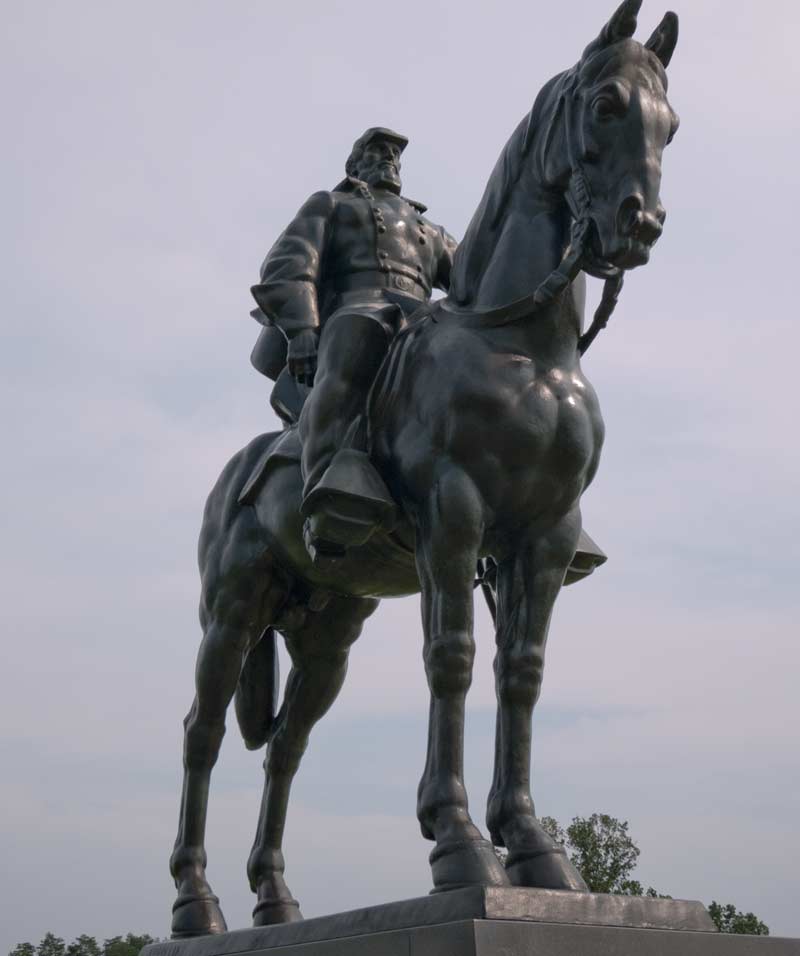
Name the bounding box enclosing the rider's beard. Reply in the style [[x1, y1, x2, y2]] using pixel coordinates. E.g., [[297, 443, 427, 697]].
[[366, 162, 402, 194]]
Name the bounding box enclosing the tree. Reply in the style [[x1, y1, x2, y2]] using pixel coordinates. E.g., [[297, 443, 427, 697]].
[[708, 902, 769, 936], [36, 936, 65, 956], [103, 936, 157, 956], [8, 935, 159, 956], [533, 813, 768, 935], [540, 813, 648, 894], [9, 945, 36, 956], [67, 937, 101, 956]]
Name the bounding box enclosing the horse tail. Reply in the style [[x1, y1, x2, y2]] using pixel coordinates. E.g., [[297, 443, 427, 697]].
[[235, 627, 279, 750]]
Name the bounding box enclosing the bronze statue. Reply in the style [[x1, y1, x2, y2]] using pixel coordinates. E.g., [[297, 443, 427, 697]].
[[168, 0, 679, 937]]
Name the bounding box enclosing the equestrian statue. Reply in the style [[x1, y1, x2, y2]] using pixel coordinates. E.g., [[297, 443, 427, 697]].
[[168, 0, 680, 937]]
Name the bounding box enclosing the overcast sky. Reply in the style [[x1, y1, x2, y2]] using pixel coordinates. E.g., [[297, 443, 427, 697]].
[[2, 0, 799, 950]]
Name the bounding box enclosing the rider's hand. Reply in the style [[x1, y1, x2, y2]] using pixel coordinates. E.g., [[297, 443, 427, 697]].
[[287, 329, 319, 387]]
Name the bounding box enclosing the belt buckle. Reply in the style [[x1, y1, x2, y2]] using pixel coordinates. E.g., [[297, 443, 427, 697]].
[[393, 274, 412, 292]]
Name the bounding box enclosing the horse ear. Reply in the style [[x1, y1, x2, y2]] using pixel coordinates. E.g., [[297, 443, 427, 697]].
[[584, 0, 642, 57], [605, 0, 643, 41], [645, 11, 679, 67]]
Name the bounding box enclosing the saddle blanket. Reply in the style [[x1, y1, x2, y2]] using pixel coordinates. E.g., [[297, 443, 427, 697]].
[[238, 428, 302, 506]]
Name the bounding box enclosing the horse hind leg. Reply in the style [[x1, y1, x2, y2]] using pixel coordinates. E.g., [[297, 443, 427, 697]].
[[169, 540, 289, 938], [247, 594, 378, 926]]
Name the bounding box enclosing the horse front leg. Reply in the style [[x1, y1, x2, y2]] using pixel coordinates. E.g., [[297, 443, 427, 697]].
[[247, 595, 378, 925], [486, 510, 588, 891], [415, 470, 509, 892]]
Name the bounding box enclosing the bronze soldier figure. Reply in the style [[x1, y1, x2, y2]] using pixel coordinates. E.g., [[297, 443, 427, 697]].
[[250, 127, 457, 560]]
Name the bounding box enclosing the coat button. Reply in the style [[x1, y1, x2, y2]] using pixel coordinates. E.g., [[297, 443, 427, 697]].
[[378, 225, 387, 233], [379, 250, 388, 258]]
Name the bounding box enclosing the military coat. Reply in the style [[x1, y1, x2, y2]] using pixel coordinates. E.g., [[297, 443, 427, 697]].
[[251, 178, 457, 350]]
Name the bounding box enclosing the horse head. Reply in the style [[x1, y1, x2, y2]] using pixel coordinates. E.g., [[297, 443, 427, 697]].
[[450, 0, 679, 310], [563, 0, 680, 274]]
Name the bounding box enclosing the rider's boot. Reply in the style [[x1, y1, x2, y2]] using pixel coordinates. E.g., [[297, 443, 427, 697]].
[[300, 448, 397, 562], [298, 308, 398, 564]]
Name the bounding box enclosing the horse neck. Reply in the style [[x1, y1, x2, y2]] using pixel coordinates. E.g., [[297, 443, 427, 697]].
[[469, 168, 564, 307], [469, 168, 584, 369]]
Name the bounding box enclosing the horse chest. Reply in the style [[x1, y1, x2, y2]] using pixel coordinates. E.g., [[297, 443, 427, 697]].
[[466, 357, 604, 514]]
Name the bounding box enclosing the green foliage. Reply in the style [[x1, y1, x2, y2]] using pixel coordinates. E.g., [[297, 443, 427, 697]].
[[537, 812, 767, 934], [66, 937, 101, 956], [9, 935, 158, 956], [539, 815, 566, 847], [565, 813, 641, 893], [541, 812, 641, 894], [36, 935, 65, 956], [708, 902, 769, 936], [9, 945, 36, 956], [102, 936, 157, 956]]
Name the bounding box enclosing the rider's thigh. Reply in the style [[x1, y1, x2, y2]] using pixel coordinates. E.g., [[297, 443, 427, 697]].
[[316, 308, 393, 388]]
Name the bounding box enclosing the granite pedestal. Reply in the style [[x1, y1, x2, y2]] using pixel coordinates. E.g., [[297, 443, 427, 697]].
[[143, 888, 800, 956]]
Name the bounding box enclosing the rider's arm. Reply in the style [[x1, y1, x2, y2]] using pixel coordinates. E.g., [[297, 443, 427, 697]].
[[432, 226, 459, 292], [251, 190, 335, 338]]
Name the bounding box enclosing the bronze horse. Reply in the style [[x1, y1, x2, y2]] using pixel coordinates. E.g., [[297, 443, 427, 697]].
[[169, 0, 679, 936]]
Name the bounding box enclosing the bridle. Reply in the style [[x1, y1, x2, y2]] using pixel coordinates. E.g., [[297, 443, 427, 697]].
[[437, 74, 626, 356]]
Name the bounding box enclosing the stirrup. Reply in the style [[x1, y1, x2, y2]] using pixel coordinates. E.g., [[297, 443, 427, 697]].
[[301, 449, 397, 550], [302, 518, 347, 565]]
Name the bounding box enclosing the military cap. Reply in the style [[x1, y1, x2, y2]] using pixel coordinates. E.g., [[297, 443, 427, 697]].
[[345, 126, 408, 177]]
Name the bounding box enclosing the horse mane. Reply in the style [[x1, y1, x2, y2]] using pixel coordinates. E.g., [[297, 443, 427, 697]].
[[449, 69, 574, 307]]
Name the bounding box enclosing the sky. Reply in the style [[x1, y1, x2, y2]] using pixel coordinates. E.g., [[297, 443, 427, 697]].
[[2, 0, 799, 950]]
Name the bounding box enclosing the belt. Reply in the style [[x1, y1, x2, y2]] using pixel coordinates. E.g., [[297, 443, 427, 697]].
[[332, 270, 430, 299]]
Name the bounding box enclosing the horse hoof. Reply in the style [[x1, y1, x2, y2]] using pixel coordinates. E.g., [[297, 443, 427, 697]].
[[171, 894, 228, 938], [506, 847, 588, 892], [429, 838, 511, 892], [253, 897, 304, 926]]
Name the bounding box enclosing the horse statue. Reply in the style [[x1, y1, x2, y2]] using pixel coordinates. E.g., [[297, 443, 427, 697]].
[[168, 0, 679, 937]]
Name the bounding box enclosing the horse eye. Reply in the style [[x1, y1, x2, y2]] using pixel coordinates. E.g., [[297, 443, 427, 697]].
[[592, 95, 621, 120], [666, 113, 680, 145]]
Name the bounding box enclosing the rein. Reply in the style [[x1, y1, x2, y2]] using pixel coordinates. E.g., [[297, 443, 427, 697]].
[[437, 81, 625, 355]]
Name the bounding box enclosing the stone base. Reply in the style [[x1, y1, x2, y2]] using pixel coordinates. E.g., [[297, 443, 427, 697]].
[[143, 887, 799, 956]]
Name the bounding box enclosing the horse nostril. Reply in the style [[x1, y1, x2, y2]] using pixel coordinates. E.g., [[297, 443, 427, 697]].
[[637, 213, 663, 245], [618, 195, 644, 237], [618, 195, 663, 245]]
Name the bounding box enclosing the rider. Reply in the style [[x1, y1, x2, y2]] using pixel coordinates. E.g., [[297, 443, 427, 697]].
[[250, 127, 457, 560]]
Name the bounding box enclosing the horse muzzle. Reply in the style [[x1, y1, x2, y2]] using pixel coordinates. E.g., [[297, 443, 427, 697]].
[[589, 195, 665, 272]]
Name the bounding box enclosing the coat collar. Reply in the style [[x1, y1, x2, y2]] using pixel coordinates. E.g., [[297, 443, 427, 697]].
[[331, 176, 428, 214]]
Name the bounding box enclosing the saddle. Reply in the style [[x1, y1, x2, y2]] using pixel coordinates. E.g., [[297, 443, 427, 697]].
[[238, 362, 399, 553], [238, 425, 303, 506], [239, 316, 426, 542]]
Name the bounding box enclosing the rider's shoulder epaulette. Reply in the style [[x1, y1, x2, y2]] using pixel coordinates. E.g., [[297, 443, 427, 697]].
[[403, 196, 428, 214]]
